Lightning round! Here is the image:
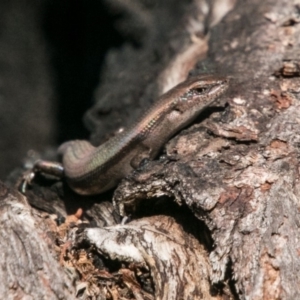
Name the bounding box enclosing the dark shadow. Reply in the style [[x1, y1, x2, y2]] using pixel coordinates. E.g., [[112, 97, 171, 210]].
[[42, 0, 124, 142]]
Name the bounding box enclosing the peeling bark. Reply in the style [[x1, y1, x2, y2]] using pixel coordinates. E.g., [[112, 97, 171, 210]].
[[0, 182, 74, 299], [2, 0, 300, 299], [76, 215, 217, 300], [113, 0, 300, 298]]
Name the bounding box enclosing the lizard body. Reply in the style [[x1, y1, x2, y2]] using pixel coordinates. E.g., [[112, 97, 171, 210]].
[[24, 75, 228, 195]]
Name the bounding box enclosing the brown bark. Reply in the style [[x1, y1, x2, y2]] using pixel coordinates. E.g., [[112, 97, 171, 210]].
[[77, 215, 216, 299], [2, 0, 300, 299], [0, 182, 74, 299], [113, 0, 300, 298]]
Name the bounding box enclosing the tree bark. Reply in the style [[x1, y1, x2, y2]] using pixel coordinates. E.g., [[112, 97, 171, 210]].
[[113, 0, 300, 298], [2, 0, 300, 299]]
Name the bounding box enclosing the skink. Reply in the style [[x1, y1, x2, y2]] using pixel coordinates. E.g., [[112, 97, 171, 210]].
[[23, 75, 229, 195]]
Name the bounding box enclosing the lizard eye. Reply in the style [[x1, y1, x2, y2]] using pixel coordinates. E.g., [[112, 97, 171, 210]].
[[195, 87, 208, 94]]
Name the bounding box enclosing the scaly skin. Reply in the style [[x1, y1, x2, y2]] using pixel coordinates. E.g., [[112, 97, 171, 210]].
[[24, 75, 229, 195]]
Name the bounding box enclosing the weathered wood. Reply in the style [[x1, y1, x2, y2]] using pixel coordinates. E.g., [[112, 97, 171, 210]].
[[2, 0, 300, 299], [76, 215, 220, 300], [113, 0, 300, 298], [0, 182, 75, 299]]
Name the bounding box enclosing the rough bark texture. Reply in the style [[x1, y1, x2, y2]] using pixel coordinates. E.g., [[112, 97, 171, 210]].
[[113, 0, 300, 298], [0, 182, 74, 299], [77, 215, 216, 300], [2, 0, 300, 299]]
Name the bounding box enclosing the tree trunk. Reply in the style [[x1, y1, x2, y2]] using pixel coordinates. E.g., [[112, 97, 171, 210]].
[[2, 0, 300, 299]]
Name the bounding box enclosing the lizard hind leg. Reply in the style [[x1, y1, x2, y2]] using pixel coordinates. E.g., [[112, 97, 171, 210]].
[[129, 143, 153, 169]]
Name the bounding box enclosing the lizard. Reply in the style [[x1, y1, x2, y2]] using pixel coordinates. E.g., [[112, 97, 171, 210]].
[[22, 74, 229, 195]]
